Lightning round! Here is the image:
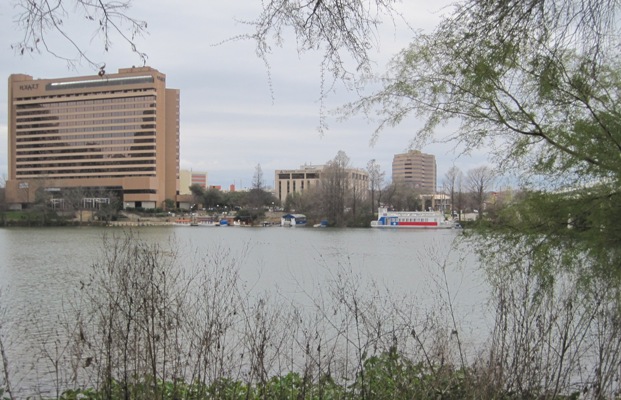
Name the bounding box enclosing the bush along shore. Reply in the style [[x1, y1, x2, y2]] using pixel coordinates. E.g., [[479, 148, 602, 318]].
[[1, 231, 619, 399]]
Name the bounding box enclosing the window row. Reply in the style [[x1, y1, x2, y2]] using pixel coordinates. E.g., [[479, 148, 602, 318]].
[[17, 95, 156, 108], [15, 171, 157, 179], [16, 152, 157, 160], [16, 166, 156, 175], [16, 126, 156, 136], [16, 135, 155, 149], [16, 103, 156, 116], [16, 110, 155, 122], [17, 131, 154, 140], [17, 159, 155, 168], [17, 144, 155, 152], [17, 118, 156, 129]]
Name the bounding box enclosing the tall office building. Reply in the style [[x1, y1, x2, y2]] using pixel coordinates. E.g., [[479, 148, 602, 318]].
[[6, 66, 180, 209], [392, 150, 437, 194]]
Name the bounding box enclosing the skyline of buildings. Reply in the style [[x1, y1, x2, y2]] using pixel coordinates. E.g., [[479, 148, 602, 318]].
[[5, 67, 444, 210]]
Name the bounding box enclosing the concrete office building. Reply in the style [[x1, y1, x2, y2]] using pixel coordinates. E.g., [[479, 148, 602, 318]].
[[275, 164, 369, 204], [6, 66, 180, 210], [392, 150, 437, 194]]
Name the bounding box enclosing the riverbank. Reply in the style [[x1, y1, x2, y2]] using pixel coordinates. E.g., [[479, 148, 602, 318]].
[[0, 210, 287, 228]]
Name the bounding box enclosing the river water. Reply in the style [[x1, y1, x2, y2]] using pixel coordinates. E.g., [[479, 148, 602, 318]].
[[0, 225, 487, 396]]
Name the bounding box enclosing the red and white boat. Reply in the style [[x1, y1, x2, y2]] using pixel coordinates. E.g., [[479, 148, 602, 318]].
[[371, 207, 456, 229]]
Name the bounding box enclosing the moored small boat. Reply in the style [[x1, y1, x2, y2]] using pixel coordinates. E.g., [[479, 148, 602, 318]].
[[281, 213, 307, 227]]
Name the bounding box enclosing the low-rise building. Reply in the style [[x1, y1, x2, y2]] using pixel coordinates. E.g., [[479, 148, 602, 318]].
[[275, 164, 369, 204], [179, 170, 208, 194]]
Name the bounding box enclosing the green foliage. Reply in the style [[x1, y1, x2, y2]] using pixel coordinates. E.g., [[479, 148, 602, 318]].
[[220, 190, 245, 210], [346, 3, 621, 194], [163, 198, 176, 210], [351, 349, 470, 400], [57, 373, 342, 400], [203, 187, 223, 209], [235, 208, 264, 224], [258, 372, 344, 400], [479, 185, 621, 282], [207, 378, 249, 399], [246, 188, 277, 210], [0, 208, 70, 226], [53, 363, 474, 400]]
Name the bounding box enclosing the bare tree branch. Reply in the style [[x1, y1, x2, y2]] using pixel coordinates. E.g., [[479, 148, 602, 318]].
[[12, 0, 147, 69]]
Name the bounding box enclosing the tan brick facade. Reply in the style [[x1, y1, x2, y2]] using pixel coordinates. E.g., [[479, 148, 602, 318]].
[[392, 150, 437, 194], [275, 165, 368, 204], [6, 67, 180, 209]]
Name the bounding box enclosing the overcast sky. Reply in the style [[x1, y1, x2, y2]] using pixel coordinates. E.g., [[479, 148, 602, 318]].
[[0, 0, 492, 190]]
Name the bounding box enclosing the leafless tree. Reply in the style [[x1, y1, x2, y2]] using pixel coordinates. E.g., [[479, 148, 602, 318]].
[[321, 151, 351, 226], [252, 163, 265, 191], [62, 188, 87, 222], [366, 159, 385, 215], [443, 166, 462, 217], [466, 166, 495, 219], [381, 181, 422, 211]]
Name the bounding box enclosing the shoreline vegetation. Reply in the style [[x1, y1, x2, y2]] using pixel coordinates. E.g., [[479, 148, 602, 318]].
[[0, 210, 475, 229], [1, 231, 619, 399], [0, 210, 284, 228]]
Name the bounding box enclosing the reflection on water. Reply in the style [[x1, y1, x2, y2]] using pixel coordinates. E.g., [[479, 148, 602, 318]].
[[0, 226, 484, 396]]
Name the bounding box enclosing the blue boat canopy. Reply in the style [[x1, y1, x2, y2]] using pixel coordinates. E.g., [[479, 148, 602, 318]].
[[282, 213, 306, 220], [281, 213, 307, 226]]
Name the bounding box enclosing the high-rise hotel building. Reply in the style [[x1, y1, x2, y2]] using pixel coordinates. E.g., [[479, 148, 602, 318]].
[[6, 67, 180, 209], [392, 150, 437, 194]]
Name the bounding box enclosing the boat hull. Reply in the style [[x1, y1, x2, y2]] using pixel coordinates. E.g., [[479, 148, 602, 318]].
[[371, 207, 457, 229], [371, 221, 454, 229]]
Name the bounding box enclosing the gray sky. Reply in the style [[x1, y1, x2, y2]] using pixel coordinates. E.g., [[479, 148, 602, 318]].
[[0, 0, 491, 190]]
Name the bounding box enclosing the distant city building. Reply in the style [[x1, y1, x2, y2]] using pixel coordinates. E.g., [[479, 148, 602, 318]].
[[5, 66, 180, 209], [179, 170, 208, 194], [392, 150, 437, 194], [275, 165, 322, 203], [275, 164, 369, 204]]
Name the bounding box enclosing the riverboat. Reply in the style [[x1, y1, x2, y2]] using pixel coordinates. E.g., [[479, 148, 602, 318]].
[[371, 207, 456, 229]]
